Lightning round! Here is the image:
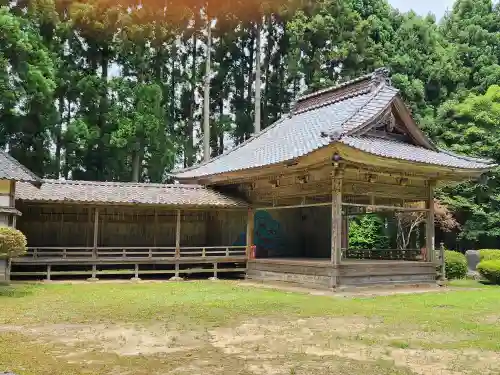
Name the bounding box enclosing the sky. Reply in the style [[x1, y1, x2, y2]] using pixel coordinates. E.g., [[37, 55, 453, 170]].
[[389, 0, 455, 18]]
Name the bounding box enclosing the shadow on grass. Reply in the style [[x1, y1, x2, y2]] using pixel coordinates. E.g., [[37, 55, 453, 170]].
[[0, 283, 42, 298]]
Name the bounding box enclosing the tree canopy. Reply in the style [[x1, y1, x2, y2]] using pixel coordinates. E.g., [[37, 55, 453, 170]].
[[1, 0, 500, 249]]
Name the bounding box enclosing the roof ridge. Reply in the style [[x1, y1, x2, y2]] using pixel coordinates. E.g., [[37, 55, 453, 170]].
[[296, 67, 391, 103], [42, 179, 205, 189], [292, 87, 372, 116]]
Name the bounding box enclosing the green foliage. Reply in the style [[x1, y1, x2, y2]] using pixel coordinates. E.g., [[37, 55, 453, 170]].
[[434, 86, 500, 247], [479, 250, 500, 261], [349, 215, 389, 250], [0, 5, 56, 175], [445, 250, 468, 280], [0, 227, 27, 258], [477, 260, 500, 284]]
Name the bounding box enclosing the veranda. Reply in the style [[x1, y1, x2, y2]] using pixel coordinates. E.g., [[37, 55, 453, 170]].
[[11, 181, 249, 280]]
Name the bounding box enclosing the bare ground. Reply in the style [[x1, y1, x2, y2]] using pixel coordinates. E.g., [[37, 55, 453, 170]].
[[1, 316, 498, 375]]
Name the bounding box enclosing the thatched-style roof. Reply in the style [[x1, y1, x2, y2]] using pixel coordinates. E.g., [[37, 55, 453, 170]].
[[16, 180, 247, 208], [174, 68, 494, 179], [0, 152, 41, 186]]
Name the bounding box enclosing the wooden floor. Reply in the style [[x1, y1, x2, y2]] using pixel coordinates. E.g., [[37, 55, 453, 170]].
[[250, 258, 423, 265]]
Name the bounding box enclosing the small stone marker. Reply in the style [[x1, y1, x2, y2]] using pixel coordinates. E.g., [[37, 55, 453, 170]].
[[465, 250, 480, 277]]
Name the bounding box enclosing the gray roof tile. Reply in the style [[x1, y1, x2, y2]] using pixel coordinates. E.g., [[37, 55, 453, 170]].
[[341, 136, 494, 169], [0, 152, 41, 185], [174, 69, 493, 179], [176, 92, 374, 178], [16, 180, 247, 207]]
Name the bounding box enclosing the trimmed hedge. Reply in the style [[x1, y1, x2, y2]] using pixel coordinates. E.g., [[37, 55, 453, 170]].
[[478, 249, 500, 261], [0, 227, 27, 258], [477, 260, 500, 284], [445, 250, 467, 280]]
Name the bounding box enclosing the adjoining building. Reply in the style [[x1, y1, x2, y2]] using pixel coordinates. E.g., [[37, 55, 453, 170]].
[[0, 151, 42, 282], [7, 68, 495, 288]]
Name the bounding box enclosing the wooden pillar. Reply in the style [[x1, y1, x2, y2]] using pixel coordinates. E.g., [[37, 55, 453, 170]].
[[175, 209, 181, 258], [209, 262, 218, 280], [46, 264, 51, 281], [93, 207, 99, 256], [89, 264, 98, 281], [440, 242, 446, 280], [153, 209, 158, 247], [426, 181, 436, 263], [246, 208, 255, 259], [341, 216, 349, 251], [131, 264, 141, 281], [331, 171, 343, 266], [170, 210, 183, 281]]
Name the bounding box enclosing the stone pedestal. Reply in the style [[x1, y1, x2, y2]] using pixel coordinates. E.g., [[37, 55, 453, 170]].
[[465, 250, 480, 278], [0, 259, 8, 283]]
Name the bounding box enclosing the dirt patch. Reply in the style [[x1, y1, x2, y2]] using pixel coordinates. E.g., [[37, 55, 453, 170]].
[[0, 323, 201, 356], [2, 317, 500, 374], [482, 314, 500, 324], [208, 317, 500, 375]]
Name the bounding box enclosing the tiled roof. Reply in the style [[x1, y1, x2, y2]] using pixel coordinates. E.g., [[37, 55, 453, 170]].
[[15, 180, 247, 208], [341, 136, 494, 170], [0, 206, 22, 216], [174, 68, 493, 179], [0, 152, 41, 185]]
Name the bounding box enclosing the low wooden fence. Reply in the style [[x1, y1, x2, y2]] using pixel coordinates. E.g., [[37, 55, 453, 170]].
[[10, 246, 248, 281], [21, 246, 247, 260]]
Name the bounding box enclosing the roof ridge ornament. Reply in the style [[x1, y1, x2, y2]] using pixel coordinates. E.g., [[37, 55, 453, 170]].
[[371, 67, 391, 87]]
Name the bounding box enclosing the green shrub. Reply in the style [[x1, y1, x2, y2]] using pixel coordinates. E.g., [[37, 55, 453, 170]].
[[478, 249, 500, 261], [0, 227, 27, 258], [445, 250, 467, 280], [477, 260, 500, 284]]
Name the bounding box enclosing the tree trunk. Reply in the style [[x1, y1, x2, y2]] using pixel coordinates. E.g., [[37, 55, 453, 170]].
[[262, 16, 273, 129], [218, 99, 224, 155], [203, 21, 212, 162], [131, 142, 142, 182], [55, 96, 64, 179], [254, 21, 262, 134], [97, 45, 109, 181], [247, 30, 255, 105], [63, 102, 71, 180], [186, 32, 197, 167]]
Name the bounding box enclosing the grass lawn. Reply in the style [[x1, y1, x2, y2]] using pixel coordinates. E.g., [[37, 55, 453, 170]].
[[1, 281, 500, 375]]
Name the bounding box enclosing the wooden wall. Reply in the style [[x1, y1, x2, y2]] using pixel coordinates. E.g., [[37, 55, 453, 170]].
[[17, 204, 93, 247], [16, 203, 245, 248], [206, 210, 247, 246]]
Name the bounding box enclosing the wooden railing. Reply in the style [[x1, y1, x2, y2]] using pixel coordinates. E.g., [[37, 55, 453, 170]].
[[343, 248, 423, 261], [22, 246, 247, 260]]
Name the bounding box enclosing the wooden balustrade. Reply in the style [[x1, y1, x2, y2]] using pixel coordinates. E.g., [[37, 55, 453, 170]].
[[19, 246, 247, 261], [343, 248, 423, 261]]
